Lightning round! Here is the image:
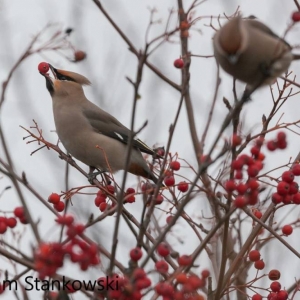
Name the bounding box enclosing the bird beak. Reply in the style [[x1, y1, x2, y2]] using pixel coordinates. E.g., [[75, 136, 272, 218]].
[[39, 64, 56, 94], [48, 64, 58, 79]]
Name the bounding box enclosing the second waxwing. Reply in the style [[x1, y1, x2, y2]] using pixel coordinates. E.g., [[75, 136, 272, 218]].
[[213, 16, 299, 91], [39, 63, 160, 184]]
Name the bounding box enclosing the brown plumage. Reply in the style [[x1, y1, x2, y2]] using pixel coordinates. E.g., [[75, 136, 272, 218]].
[[39, 64, 160, 184], [213, 16, 298, 91]]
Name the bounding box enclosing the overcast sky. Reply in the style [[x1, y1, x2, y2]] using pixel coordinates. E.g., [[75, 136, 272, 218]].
[[1, 0, 300, 299]]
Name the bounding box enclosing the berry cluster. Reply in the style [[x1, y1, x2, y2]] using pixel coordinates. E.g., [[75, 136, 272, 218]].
[[226, 151, 262, 208], [124, 188, 136, 203], [97, 271, 150, 300], [34, 218, 100, 279], [266, 132, 287, 151], [48, 193, 65, 212], [249, 252, 287, 299], [0, 216, 17, 234], [272, 166, 300, 205], [94, 186, 116, 212], [34, 242, 65, 279], [13, 206, 28, 224], [248, 249, 265, 270], [125, 243, 208, 299]]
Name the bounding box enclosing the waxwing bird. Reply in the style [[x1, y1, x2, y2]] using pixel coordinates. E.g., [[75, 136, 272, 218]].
[[39, 63, 160, 184], [213, 16, 300, 92]]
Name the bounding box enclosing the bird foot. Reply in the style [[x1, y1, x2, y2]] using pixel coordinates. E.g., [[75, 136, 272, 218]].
[[88, 170, 106, 184]]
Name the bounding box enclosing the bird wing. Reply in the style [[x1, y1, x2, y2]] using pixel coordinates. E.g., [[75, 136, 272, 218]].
[[246, 17, 291, 49], [83, 108, 155, 155]]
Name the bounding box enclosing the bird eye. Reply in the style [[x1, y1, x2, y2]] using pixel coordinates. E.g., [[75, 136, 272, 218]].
[[56, 73, 75, 82]]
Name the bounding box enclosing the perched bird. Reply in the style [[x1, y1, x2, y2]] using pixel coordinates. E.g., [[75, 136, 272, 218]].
[[213, 16, 300, 92], [38, 63, 160, 184]]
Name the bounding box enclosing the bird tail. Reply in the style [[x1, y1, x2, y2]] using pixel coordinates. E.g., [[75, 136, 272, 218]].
[[293, 54, 300, 60]]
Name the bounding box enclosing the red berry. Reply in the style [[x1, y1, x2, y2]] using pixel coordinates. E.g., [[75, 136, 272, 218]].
[[0, 222, 7, 234], [155, 194, 164, 205], [231, 159, 243, 170], [267, 140, 277, 151], [126, 187, 135, 194], [268, 292, 278, 300], [135, 277, 151, 290], [277, 140, 287, 149], [6, 217, 17, 228], [164, 176, 175, 186], [74, 224, 85, 235], [248, 190, 259, 205], [236, 183, 248, 195], [277, 290, 288, 300], [292, 11, 300, 22], [239, 154, 254, 165], [157, 243, 170, 257], [277, 181, 290, 195], [155, 282, 174, 296], [48, 193, 60, 204], [270, 281, 281, 292], [225, 180, 236, 192], [292, 164, 300, 176], [289, 181, 299, 194], [166, 216, 173, 224], [201, 269, 210, 278], [170, 161, 181, 171], [281, 171, 294, 183], [38, 62, 49, 74], [155, 260, 169, 273], [255, 137, 264, 147], [292, 193, 300, 204], [176, 273, 188, 284], [54, 201, 65, 212], [257, 152, 265, 161], [232, 134, 242, 146], [174, 58, 184, 69], [106, 185, 115, 194], [272, 193, 283, 204], [94, 195, 106, 206], [254, 260, 265, 270], [252, 294, 262, 300], [56, 215, 74, 225], [234, 196, 247, 208], [99, 202, 107, 212], [235, 170, 243, 179], [19, 217, 28, 224], [277, 131, 286, 141], [249, 250, 260, 262], [269, 269, 281, 280], [247, 165, 259, 177], [177, 181, 188, 192], [178, 255, 192, 266], [248, 179, 259, 190], [14, 207, 24, 218], [254, 210, 262, 219], [133, 268, 146, 280], [188, 275, 204, 289], [250, 146, 260, 156], [125, 194, 135, 203], [130, 247, 143, 261], [282, 194, 292, 204], [282, 224, 293, 235], [74, 50, 86, 62]]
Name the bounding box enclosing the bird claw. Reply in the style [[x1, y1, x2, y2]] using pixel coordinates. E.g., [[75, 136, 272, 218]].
[[87, 170, 105, 184]]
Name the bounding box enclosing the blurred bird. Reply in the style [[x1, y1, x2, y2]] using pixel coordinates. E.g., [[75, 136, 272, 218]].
[[213, 16, 300, 93], [39, 64, 160, 184]]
